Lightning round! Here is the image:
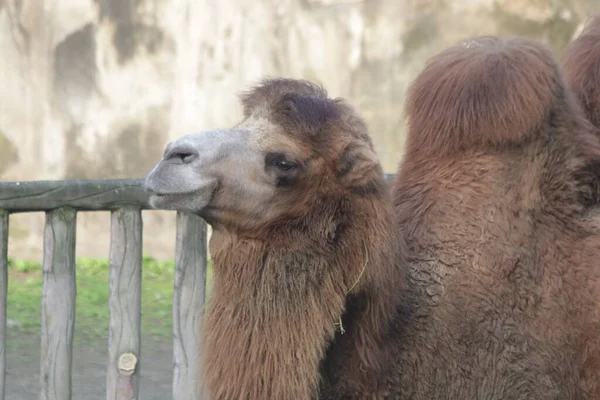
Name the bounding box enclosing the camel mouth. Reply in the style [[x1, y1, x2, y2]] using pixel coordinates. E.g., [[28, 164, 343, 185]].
[[150, 191, 191, 202], [148, 189, 198, 198], [143, 173, 217, 211], [142, 160, 218, 209], [146, 188, 206, 206]]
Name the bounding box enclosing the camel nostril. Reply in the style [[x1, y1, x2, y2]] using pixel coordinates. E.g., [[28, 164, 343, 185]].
[[179, 153, 197, 163], [165, 148, 198, 164]]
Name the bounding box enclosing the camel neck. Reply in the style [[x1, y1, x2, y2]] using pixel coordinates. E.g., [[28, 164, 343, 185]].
[[201, 195, 403, 399], [201, 235, 350, 400], [320, 242, 405, 396]]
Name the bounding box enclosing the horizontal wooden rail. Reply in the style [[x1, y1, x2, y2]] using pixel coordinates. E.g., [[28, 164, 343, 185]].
[[0, 179, 149, 212], [0, 174, 396, 213]]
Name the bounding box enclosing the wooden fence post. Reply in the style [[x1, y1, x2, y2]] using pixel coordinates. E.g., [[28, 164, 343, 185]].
[[107, 207, 142, 400], [40, 208, 77, 400], [0, 178, 236, 399], [0, 210, 8, 400], [173, 212, 208, 400]]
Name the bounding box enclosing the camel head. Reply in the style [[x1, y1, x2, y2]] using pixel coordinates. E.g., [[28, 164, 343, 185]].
[[143, 78, 381, 232]]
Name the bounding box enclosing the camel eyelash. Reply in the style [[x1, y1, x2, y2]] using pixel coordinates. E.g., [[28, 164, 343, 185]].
[[265, 152, 298, 171]]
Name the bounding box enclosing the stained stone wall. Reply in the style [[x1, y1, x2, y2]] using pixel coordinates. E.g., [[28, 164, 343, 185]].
[[1, 0, 597, 260]]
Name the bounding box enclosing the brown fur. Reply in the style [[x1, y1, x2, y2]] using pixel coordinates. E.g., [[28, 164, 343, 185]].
[[199, 33, 600, 398], [201, 79, 405, 399], [404, 36, 562, 158], [563, 15, 600, 130], [390, 36, 600, 399]]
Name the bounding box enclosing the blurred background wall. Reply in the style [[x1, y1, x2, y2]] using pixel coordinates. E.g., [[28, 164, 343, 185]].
[[1, 0, 598, 261]]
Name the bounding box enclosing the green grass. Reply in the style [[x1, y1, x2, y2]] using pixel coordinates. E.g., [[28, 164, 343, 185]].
[[7, 256, 213, 340]]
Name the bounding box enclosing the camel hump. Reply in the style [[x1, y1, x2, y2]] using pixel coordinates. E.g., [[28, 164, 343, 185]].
[[405, 36, 563, 157], [563, 15, 600, 129]]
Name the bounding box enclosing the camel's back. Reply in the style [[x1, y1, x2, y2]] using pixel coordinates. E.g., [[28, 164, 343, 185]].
[[389, 143, 600, 399]]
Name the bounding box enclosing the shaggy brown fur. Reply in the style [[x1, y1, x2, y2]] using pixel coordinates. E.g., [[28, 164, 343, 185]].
[[195, 32, 600, 399], [405, 36, 562, 157], [201, 79, 405, 399], [390, 36, 600, 399], [563, 15, 600, 130]]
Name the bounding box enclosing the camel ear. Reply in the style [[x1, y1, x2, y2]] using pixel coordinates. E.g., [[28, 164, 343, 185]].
[[335, 142, 383, 193]]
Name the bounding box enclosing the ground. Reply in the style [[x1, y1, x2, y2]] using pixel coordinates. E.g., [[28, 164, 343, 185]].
[[7, 333, 172, 399], [5, 256, 212, 399]]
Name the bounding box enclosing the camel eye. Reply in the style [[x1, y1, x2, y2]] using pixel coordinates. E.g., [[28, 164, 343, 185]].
[[265, 152, 297, 173], [276, 160, 296, 172]]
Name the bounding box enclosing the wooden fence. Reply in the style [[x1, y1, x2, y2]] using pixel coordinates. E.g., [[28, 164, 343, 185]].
[[0, 179, 207, 400], [0, 174, 396, 400]]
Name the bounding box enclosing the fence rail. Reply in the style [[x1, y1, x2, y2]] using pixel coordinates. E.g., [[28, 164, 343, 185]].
[[0, 178, 207, 400], [0, 179, 150, 212], [0, 174, 395, 399]]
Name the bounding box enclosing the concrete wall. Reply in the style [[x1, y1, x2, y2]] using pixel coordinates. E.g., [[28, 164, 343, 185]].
[[1, 0, 597, 260]]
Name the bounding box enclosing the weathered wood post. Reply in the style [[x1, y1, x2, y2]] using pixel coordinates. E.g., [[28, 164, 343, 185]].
[[173, 212, 207, 400], [0, 210, 8, 400], [107, 207, 143, 400], [40, 208, 77, 400]]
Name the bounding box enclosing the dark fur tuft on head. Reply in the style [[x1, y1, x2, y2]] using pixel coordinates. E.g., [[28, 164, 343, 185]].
[[240, 78, 338, 137], [404, 36, 563, 157], [563, 15, 600, 129], [271, 92, 340, 137], [240, 78, 328, 106]]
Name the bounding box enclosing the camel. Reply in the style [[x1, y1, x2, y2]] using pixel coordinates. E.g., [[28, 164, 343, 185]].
[[389, 33, 600, 399], [144, 78, 405, 399], [142, 28, 600, 399]]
